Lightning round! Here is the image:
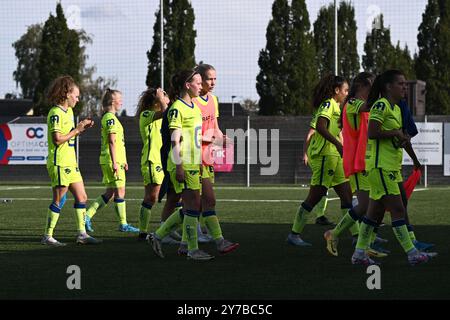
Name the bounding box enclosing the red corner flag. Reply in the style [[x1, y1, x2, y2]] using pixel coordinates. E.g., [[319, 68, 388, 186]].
[[403, 168, 422, 199]]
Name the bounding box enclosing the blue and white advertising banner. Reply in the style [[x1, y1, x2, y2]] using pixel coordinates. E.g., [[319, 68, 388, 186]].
[[0, 123, 47, 165]]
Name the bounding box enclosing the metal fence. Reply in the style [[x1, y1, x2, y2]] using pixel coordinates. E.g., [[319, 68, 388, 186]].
[[2, 0, 444, 185], [2, 112, 450, 185]]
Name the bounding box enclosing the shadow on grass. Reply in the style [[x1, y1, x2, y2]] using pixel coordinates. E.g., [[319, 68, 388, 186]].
[[0, 223, 449, 300]]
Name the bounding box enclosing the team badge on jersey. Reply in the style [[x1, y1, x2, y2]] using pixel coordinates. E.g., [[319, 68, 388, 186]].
[[50, 115, 59, 124], [321, 101, 331, 109], [372, 102, 386, 111], [169, 109, 178, 120]]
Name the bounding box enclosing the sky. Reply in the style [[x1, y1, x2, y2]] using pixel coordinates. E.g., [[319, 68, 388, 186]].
[[0, 0, 428, 115]]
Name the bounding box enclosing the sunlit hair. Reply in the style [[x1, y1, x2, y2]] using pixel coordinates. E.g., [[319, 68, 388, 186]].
[[46, 75, 78, 105], [135, 87, 158, 117], [101, 88, 121, 111], [195, 63, 215, 81]]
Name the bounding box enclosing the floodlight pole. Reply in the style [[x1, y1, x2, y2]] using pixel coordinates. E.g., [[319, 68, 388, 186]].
[[232, 95, 236, 117], [334, 0, 338, 75], [160, 0, 164, 90], [247, 115, 250, 188]]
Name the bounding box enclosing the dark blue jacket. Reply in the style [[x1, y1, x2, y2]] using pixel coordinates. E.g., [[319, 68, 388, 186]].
[[157, 107, 171, 202], [399, 99, 418, 137], [160, 108, 171, 171]]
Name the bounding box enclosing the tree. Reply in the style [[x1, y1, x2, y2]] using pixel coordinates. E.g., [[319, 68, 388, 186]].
[[12, 22, 116, 117], [256, 0, 318, 115], [35, 3, 81, 115], [241, 98, 259, 114], [363, 14, 415, 82], [362, 14, 394, 74], [146, 0, 169, 88], [391, 42, 415, 80], [416, 0, 450, 114], [313, 4, 334, 77], [256, 0, 290, 115], [4, 93, 20, 99], [287, 0, 318, 115], [313, 1, 359, 81], [337, 1, 359, 80], [66, 29, 82, 84], [77, 30, 117, 117], [12, 24, 42, 99], [146, 0, 196, 90], [434, 0, 450, 114], [169, 0, 196, 71], [415, 0, 439, 114], [24, 3, 113, 116], [79, 72, 117, 117]]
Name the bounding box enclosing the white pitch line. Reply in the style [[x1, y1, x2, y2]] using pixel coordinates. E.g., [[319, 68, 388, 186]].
[[0, 186, 46, 191], [0, 186, 432, 203], [0, 185, 442, 192], [0, 185, 308, 191], [0, 197, 301, 203], [326, 188, 428, 202]]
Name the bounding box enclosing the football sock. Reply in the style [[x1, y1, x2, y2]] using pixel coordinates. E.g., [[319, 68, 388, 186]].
[[292, 202, 312, 234], [203, 211, 223, 240], [369, 227, 378, 245], [314, 196, 328, 218], [333, 208, 359, 237], [392, 219, 415, 253], [86, 194, 109, 219], [356, 217, 377, 250], [74, 203, 87, 233], [139, 202, 153, 233], [342, 207, 360, 237], [44, 203, 61, 237], [114, 198, 127, 225], [155, 209, 184, 240], [407, 225, 417, 242], [199, 213, 207, 229], [183, 210, 199, 251]]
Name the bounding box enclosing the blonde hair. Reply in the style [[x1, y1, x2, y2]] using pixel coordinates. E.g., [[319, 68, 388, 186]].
[[195, 63, 215, 80], [101, 88, 121, 111]]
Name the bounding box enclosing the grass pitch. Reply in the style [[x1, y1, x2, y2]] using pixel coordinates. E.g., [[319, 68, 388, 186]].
[[0, 184, 449, 299]]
